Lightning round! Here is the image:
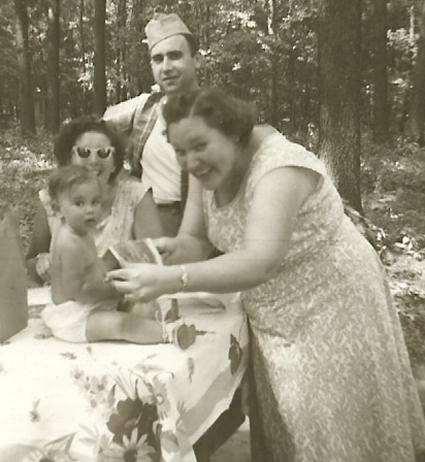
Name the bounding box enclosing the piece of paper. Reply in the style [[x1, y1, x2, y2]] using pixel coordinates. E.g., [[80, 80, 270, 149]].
[[27, 287, 51, 307], [107, 238, 163, 267]]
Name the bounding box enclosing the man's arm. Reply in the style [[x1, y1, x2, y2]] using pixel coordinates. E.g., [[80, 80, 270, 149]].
[[103, 93, 153, 177], [103, 93, 150, 135], [133, 189, 164, 239]]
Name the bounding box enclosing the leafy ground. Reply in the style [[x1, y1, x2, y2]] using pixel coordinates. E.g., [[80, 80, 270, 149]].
[[1, 125, 425, 461], [360, 135, 425, 370]]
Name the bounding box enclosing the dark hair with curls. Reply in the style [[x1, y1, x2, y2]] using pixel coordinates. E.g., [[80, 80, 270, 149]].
[[162, 88, 256, 146], [48, 164, 100, 203], [53, 115, 125, 182]]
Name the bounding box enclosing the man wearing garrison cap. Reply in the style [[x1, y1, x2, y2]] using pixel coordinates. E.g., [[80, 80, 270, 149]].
[[103, 13, 200, 237]]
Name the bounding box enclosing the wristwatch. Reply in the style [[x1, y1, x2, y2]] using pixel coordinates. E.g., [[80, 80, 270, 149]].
[[179, 264, 189, 292]]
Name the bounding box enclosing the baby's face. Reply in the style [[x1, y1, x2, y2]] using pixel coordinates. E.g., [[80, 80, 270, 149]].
[[58, 181, 102, 236]]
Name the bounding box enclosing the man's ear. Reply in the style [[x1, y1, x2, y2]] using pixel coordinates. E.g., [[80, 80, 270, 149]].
[[230, 134, 241, 144], [194, 51, 203, 71]]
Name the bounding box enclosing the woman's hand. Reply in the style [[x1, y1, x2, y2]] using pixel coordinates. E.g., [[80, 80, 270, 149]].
[[105, 263, 179, 303], [35, 252, 51, 282], [153, 236, 213, 265], [153, 237, 182, 264]]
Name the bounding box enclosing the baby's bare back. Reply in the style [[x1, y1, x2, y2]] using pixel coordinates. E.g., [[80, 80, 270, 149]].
[[50, 225, 102, 304]]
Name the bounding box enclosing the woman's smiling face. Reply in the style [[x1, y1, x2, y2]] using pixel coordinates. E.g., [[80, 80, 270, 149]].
[[168, 116, 239, 191], [71, 131, 116, 184]]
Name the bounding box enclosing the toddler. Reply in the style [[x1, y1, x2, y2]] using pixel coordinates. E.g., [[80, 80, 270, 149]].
[[41, 165, 163, 344]]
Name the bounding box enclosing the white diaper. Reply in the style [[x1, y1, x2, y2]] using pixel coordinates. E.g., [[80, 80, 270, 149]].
[[41, 299, 116, 343]]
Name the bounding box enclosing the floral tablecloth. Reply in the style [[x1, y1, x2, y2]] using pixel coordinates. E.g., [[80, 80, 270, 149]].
[[0, 288, 248, 462]]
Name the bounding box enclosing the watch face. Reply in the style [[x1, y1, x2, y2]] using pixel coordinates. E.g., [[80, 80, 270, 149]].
[[180, 265, 189, 291]]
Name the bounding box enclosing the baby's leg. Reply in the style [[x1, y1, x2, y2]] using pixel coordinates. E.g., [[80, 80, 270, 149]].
[[86, 310, 163, 344], [129, 300, 159, 319]]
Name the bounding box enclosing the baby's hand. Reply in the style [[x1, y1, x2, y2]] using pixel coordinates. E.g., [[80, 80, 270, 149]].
[[35, 252, 51, 282]]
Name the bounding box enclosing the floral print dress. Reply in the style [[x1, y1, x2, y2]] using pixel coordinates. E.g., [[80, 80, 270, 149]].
[[203, 130, 425, 462]]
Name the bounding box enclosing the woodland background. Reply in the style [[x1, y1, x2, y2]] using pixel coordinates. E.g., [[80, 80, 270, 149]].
[[1, 0, 425, 378]]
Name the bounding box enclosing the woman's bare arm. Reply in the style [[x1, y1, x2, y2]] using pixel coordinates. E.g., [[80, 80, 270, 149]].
[[108, 167, 319, 301], [133, 188, 164, 239], [155, 175, 214, 264]]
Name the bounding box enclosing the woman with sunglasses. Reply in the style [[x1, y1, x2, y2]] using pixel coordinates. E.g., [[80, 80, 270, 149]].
[[26, 115, 164, 285]]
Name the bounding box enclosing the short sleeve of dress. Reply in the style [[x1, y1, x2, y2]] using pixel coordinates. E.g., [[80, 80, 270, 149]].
[[246, 132, 329, 199]]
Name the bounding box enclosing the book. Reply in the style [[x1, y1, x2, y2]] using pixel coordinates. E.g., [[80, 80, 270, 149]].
[[106, 238, 163, 268]]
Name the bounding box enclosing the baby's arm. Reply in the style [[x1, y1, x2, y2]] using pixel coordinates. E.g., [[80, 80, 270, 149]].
[[81, 269, 121, 305], [59, 239, 120, 305]]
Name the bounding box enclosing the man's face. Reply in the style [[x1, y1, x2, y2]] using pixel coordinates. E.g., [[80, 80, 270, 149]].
[[150, 34, 199, 95]]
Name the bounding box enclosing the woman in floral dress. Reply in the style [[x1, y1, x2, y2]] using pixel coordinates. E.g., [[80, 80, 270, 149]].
[[107, 88, 425, 461]]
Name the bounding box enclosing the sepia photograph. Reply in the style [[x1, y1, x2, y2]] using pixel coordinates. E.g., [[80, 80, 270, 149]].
[[1, 1, 425, 461]]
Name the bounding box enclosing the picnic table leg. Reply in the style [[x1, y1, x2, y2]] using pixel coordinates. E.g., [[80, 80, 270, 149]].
[[247, 325, 270, 462], [248, 377, 269, 462], [193, 442, 211, 462], [193, 388, 245, 462]]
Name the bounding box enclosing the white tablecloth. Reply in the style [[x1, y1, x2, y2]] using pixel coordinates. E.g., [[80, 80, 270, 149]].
[[0, 288, 248, 462]]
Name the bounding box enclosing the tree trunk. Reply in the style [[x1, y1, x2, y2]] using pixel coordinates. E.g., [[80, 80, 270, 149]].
[[129, 0, 144, 94], [204, 4, 210, 48], [116, 0, 127, 103], [47, 0, 60, 133], [318, 0, 362, 212], [79, 0, 88, 112], [407, 1, 425, 145], [372, 0, 389, 142], [14, 0, 36, 135], [94, 0, 106, 115], [287, 36, 296, 132], [268, 0, 278, 127]]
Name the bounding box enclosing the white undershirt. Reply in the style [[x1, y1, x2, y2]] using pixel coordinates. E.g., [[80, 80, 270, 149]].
[[141, 107, 181, 204]]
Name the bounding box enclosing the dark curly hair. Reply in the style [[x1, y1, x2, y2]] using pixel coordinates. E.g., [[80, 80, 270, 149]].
[[162, 88, 256, 146], [53, 115, 125, 182]]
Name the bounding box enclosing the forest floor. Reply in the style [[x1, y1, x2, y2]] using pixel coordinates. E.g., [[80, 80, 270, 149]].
[[1, 127, 425, 461]]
